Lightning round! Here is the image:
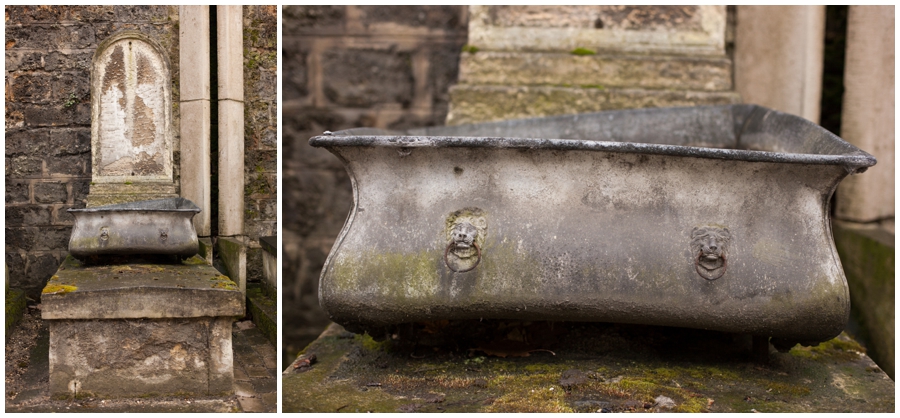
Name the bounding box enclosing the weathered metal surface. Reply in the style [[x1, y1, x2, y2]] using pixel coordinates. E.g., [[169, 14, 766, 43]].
[[309, 104, 876, 345], [67, 198, 200, 258]]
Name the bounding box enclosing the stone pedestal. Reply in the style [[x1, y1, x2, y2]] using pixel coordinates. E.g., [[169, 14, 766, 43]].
[[42, 255, 244, 399], [447, 6, 740, 125]]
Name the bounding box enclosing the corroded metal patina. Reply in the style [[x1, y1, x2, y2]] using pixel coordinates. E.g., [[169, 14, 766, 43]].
[[310, 104, 876, 346], [67, 197, 200, 258]]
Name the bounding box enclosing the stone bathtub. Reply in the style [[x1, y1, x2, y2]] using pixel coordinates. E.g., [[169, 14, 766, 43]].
[[310, 104, 876, 347], [67, 197, 201, 258]]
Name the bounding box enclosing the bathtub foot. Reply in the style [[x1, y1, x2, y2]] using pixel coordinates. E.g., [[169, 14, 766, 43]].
[[752, 336, 770, 363]]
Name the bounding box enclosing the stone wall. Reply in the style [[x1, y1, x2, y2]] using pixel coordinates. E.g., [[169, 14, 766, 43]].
[[5, 6, 180, 297], [242, 5, 279, 281], [281, 5, 468, 357]]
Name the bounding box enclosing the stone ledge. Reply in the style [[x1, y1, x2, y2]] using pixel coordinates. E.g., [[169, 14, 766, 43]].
[[460, 51, 733, 91], [283, 322, 894, 412], [247, 283, 277, 347], [446, 84, 741, 125], [833, 220, 894, 379], [41, 255, 244, 320]]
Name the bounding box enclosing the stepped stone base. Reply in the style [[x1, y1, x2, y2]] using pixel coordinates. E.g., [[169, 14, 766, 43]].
[[42, 255, 244, 399], [459, 51, 733, 91], [447, 84, 740, 125]]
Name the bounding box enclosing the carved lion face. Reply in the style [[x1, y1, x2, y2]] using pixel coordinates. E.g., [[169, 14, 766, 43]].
[[691, 226, 731, 278]]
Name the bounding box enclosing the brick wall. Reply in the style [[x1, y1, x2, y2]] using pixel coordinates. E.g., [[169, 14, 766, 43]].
[[243, 5, 278, 281], [281, 5, 468, 356], [5, 6, 180, 297]]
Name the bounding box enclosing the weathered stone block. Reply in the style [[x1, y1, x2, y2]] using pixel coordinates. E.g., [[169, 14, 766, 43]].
[[70, 180, 90, 204], [5, 51, 45, 72], [282, 47, 308, 100], [446, 84, 741, 125], [5, 155, 43, 178], [459, 52, 733, 91], [65, 6, 117, 23], [6, 180, 30, 204], [26, 252, 59, 297], [32, 226, 70, 251], [282, 6, 345, 31], [48, 317, 234, 398], [322, 49, 414, 108], [833, 220, 894, 378], [5, 253, 26, 285], [468, 5, 726, 55], [34, 182, 67, 204], [42, 256, 243, 398], [23, 103, 90, 127], [359, 5, 466, 29], [114, 5, 172, 23], [217, 237, 247, 295], [6, 128, 50, 156], [47, 154, 89, 176], [5, 227, 34, 252], [6, 206, 51, 226], [5, 5, 68, 25], [44, 51, 93, 72], [50, 72, 90, 103], [54, 204, 83, 225], [49, 128, 91, 156], [10, 73, 53, 103]]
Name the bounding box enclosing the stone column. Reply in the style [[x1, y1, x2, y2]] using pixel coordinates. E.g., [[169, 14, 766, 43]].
[[179, 6, 212, 237], [835, 6, 895, 223], [217, 5, 245, 237], [734, 6, 826, 123], [217, 5, 247, 293]]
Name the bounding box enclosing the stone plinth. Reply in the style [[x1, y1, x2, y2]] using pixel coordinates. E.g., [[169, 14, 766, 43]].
[[283, 322, 894, 413], [447, 6, 741, 125], [42, 255, 244, 399]]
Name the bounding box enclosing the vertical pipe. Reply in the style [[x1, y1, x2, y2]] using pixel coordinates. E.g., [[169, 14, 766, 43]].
[[178, 6, 212, 236], [217, 5, 244, 237]]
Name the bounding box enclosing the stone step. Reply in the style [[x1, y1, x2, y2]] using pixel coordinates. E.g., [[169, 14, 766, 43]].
[[246, 283, 277, 347], [446, 84, 741, 126], [460, 51, 733, 91]]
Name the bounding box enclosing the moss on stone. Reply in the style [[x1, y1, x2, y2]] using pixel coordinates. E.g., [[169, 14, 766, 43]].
[[42, 284, 78, 295], [570, 47, 596, 56]]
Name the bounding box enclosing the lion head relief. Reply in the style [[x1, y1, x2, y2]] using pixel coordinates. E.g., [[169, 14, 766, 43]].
[[444, 208, 487, 272], [690, 225, 731, 280]]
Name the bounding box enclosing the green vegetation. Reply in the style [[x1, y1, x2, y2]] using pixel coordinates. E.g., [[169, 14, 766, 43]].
[[570, 47, 596, 56]]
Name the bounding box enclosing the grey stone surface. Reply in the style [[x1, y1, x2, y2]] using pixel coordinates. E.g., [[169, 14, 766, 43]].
[[41, 255, 243, 319], [283, 323, 894, 413], [6, 310, 277, 412], [446, 84, 741, 125], [460, 51, 733, 91], [47, 317, 233, 398]]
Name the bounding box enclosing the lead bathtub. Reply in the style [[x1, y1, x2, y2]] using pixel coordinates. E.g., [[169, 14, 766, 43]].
[[310, 104, 876, 346]]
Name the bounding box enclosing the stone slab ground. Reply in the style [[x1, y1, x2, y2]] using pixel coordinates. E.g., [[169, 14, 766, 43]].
[[283, 322, 894, 412]]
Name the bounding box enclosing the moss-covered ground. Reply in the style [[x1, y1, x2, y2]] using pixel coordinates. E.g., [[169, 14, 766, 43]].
[[283, 321, 894, 412]]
